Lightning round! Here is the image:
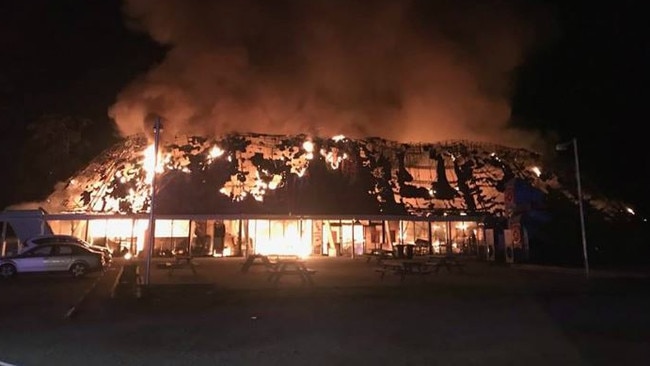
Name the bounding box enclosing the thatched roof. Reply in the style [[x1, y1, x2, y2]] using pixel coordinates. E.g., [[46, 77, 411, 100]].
[[41, 133, 627, 219]]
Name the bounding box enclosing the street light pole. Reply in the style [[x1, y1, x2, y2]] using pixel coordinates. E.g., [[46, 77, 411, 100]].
[[557, 138, 589, 279], [572, 138, 589, 279], [144, 118, 163, 286]]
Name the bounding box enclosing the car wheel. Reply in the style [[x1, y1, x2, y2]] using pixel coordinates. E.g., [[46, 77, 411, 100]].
[[70, 262, 88, 278], [0, 263, 17, 279]]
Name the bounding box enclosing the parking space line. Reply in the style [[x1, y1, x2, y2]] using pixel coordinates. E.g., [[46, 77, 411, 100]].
[[110, 265, 125, 299], [64, 267, 108, 319]]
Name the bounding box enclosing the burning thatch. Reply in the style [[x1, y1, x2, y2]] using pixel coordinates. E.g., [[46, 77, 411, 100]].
[[42, 133, 629, 219]]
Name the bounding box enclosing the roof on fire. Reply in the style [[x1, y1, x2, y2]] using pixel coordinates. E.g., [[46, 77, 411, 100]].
[[40, 133, 627, 219]]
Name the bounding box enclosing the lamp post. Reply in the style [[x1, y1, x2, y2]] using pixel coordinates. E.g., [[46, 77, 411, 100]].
[[144, 118, 163, 286], [556, 138, 589, 278]]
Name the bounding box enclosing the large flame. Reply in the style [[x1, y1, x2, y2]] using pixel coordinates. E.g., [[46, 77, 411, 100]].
[[254, 224, 311, 258], [143, 144, 165, 184]]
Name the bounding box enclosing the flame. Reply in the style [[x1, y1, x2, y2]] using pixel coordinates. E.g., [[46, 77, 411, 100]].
[[290, 144, 312, 176], [219, 176, 249, 201], [255, 225, 311, 258], [322, 147, 346, 169], [251, 172, 268, 202], [212, 247, 232, 257], [209, 145, 224, 159], [295, 166, 308, 177], [302, 140, 314, 153], [530, 166, 542, 177], [268, 175, 282, 190], [332, 135, 345, 142], [143, 144, 165, 184]]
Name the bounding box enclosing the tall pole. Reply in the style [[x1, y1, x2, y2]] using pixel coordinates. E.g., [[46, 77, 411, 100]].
[[572, 138, 589, 279], [144, 118, 162, 286]]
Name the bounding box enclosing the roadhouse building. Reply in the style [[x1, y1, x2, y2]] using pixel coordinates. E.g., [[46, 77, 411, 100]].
[[11, 133, 620, 263]]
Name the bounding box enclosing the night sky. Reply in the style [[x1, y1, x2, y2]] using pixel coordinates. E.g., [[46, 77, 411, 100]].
[[1, 0, 648, 214]]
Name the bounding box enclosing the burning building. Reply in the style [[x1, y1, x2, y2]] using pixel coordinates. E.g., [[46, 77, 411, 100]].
[[17, 0, 580, 261], [28, 131, 628, 262], [0, 2, 637, 264]]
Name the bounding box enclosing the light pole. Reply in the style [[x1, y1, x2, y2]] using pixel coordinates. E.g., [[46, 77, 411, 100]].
[[144, 118, 163, 286], [556, 138, 589, 278]]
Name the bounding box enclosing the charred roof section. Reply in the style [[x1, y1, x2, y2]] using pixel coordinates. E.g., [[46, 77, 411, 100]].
[[42, 133, 629, 219]]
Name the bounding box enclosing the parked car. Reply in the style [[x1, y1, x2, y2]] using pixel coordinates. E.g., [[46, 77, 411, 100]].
[[20, 234, 112, 266], [0, 243, 105, 279]]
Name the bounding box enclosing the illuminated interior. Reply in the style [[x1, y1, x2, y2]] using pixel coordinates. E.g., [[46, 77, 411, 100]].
[[249, 219, 312, 258], [46, 217, 482, 258]]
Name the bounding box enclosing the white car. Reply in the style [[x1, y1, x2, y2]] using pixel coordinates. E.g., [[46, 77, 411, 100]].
[[21, 234, 112, 266], [0, 243, 104, 278]]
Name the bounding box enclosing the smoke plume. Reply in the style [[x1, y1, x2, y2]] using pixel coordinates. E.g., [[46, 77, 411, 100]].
[[109, 0, 549, 147]]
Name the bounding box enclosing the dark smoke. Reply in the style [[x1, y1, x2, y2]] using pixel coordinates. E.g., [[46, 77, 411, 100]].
[[109, 0, 550, 147]]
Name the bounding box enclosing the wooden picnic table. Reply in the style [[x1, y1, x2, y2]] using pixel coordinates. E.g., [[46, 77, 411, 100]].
[[267, 259, 316, 286], [241, 254, 302, 273], [241, 254, 275, 273], [364, 249, 394, 264], [166, 255, 198, 276], [375, 259, 434, 281], [426, 255, 466, 273]]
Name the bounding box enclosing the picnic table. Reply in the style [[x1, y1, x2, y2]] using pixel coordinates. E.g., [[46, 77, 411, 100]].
[[165, 255, 198, 276], [267, 259, 316, 286], [241, 254, 275, 273], [363, 249, 394, 264], [426, 255, 466, 273], [375, 259, 434, 281], [241, 254, 302, 273]]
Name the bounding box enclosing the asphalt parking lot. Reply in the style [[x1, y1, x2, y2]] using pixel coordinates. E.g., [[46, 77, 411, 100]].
[[1, 257, 649, 366], [0, 264, 120, 326]]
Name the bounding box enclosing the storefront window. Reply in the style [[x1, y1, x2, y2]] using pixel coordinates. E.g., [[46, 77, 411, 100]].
[[249, 219, 311, 257], [153, 220, 190, 256], [43, 216, 483, 258], [88, 218, 145, 257]]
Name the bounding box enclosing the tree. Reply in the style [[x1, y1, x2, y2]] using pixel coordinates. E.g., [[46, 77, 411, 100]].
[[16, 114, 95, 202]]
